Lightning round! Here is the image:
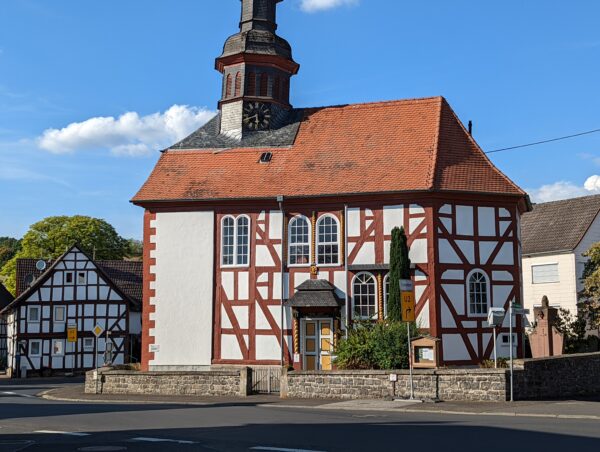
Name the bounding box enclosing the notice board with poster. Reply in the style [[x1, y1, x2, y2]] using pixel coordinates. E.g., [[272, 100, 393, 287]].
[[411, 336, 440, 369]]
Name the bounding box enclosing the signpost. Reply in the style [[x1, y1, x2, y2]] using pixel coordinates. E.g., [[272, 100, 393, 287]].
[[67, 324, 77, 376], [400, 279, 416, 400], [92, 324, 104, 394]]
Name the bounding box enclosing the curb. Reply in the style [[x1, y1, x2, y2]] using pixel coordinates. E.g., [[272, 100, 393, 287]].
[[37, 389, 212, 406], [263, 403, 600, 421]]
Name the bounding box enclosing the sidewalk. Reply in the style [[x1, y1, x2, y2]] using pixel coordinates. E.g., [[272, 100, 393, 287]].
[[40, 385, 600, 420]]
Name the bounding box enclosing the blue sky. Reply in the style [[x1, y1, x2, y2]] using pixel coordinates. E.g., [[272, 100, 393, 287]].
[[1, 0, 599, 240]]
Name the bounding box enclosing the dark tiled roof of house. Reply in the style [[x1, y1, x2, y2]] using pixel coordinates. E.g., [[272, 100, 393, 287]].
[[521, 195, 600, 255], [286, 279, 344, 308], [15, 258, 142, 308], [133, 97, 527, 204], [0, 283, 14, 310]]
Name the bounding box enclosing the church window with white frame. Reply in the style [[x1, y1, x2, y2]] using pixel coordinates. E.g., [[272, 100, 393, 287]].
[[221, 215, 251, 267], [316, 214, 340, 265], [288, 215, 310, 265], [352, 272, 377, 319], [467, 270, 490, 315]]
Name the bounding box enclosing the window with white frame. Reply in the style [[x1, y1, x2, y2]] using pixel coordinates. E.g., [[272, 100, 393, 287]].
[[468, 270, 490, 315], [531, 263, 559, 284], [83, 338, 94, 351], [52, 339, 64, 356], [352, 272, 377, 319], [221, 215, 250, 266], [29, 340, 41, 356], [383, 274, 390, 318], [317, 215, 340, 265], [501, 334, 517, 347], [54, 306, 66, 323], [65, 271, 74, 285], [27, 306, 40, 323], [288, 216, 310, 265], [77, 271, 87, 285]]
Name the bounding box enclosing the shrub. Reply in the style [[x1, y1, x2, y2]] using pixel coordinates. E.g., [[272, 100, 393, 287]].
[[335, 320, 415, 370], [480, 358, 509, 369]]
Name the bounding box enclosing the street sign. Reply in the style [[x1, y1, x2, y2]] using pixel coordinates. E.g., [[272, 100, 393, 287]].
[[400, 279, 416, 322], [67, 324, 78, 343], [92, 324, 104, 338]]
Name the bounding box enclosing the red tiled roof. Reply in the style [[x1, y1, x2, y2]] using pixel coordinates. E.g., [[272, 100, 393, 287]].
[[132, 97, 525, 203]]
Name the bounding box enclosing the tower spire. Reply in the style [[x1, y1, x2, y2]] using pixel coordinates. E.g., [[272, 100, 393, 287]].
[[216, 0, 299, 140]]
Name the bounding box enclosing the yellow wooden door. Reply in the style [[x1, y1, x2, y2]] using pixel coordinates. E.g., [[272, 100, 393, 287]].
[[319, 320, 333, 371]]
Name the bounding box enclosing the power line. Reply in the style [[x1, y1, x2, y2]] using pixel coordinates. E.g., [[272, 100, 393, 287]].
[[486, 127, 600, 154]]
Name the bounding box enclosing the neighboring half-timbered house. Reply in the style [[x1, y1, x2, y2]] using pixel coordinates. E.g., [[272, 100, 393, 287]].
[[0, 246, 142, 376], [132, 0, 531, 371], [0, 283, 14, 369]]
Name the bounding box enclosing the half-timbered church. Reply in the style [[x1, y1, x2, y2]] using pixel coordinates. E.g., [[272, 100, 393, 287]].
[[133, 0, 531, 371], [0, 246, 142, 376]]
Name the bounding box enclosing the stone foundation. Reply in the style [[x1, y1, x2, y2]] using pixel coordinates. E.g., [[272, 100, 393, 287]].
[[85, 368, 250, 397]]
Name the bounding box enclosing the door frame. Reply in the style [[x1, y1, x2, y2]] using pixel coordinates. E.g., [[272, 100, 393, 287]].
[[300, 317, 334, 371]]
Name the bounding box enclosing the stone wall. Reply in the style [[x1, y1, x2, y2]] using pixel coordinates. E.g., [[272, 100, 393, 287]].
[[514, 352, 600, 400], [282, 369, 508, 402], [85, 368, 250, 397]]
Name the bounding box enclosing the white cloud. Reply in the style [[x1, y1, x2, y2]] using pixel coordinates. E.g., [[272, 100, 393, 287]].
[[300, 0, 358, 13], [38, 105, 216, 157], [527, 176, 600, 203]]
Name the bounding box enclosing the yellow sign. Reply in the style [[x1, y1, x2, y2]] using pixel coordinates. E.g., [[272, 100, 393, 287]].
[[92, 324, 104, 338], [400, 279, 416, 322], [67, 325, 78, 343]]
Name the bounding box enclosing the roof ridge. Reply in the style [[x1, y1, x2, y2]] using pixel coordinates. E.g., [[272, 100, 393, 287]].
[[302, 96, 444, 112], [532, 193, 600, 207], [427, 97, 445, 190]]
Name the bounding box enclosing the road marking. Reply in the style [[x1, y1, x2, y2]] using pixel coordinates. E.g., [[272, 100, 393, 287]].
[[34, 430, 91, 437], [1, 391, 36, 398], [250, 447, 327, 452], [131, 437, 195, 444]]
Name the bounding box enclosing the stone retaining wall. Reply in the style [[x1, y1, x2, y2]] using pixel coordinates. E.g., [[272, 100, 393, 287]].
[[514, 352, 600, 400], [282, 369, 508, 402], [85, 368, 250, 397]]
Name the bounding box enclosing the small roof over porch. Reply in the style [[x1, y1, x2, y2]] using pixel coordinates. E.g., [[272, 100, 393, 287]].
[[285, 279, 344, 308]]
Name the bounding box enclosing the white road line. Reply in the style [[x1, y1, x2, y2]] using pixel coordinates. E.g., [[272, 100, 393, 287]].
[[1, 391, 36, 398], [34, 430, 91, 437], [250, 447, 327, 452], [131, 437, 195, 444]]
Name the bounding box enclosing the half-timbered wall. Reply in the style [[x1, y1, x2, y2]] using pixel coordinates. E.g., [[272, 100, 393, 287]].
[[10, 248, 131, 373], [0, 314, 7, 366], [435, 202, 522, 365]]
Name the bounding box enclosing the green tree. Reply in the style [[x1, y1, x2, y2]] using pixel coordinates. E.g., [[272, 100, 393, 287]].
[[125, 239, 143, 260], [0, 237, 21, 269], [0, 216, 128, 294], [387, 226, 411, 322]]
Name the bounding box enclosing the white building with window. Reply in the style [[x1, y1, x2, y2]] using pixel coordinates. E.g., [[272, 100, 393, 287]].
[[521, 195, 600, 319]]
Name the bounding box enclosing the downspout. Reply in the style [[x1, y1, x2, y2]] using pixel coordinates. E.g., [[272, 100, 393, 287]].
[[277, 195, 285, 367], [344, 204, 349, 339]]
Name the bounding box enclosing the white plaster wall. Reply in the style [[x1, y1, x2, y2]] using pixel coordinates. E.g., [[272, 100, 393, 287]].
[[383, 205, 404, 235], [522, 253, 577, 318], [150, 211, 215, 368], [220, 101, 243, 139], [442, 334, 470, 361]]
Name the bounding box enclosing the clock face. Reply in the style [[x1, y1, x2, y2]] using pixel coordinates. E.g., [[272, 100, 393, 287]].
[[243, 102, 271, 131]]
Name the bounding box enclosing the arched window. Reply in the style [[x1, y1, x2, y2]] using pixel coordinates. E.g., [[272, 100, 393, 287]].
[[260, 73, 269, 97], [352, 272, 377, 319], [316, 214, 339, 265], [221, 215, 251, 267], [273, 76, 281, 100], [288, 215, 310, 266], [234, 72, 242, 97], [247, 72, 256, 96], [383, 274, 390, 318], [467, 270, 490, 315], [225, 73, 232, 98]]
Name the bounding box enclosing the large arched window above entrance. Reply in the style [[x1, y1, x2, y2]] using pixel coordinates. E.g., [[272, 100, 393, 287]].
[[316, 214, 340, 265], [352, 272, 377, 320], [221, 215, 251, 267], [467, 270, 490, 316], [288, 215, 310, 266]]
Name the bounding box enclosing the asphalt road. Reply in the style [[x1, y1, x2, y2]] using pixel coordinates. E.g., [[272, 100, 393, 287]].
[[1, 379, 599, 451]]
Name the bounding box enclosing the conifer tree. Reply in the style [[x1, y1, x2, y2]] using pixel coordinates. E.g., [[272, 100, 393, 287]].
[[388, 226, 411, 321]]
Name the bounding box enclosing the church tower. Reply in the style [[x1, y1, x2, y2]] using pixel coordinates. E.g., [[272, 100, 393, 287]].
[[216, 0, 300, 139]]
